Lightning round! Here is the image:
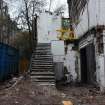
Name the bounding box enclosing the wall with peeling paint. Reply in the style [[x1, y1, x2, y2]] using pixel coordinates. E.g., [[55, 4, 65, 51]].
[[37, 12, 62, 43], [74, 0, 105, 37], [64, 44, 77, 82]]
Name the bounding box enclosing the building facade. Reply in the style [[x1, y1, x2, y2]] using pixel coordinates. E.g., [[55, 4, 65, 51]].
[[37, 12, 65, 81], [68, 0, 105, 91]]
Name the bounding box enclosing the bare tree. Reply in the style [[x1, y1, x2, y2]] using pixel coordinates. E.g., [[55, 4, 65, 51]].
[[54, 4, 66, 15], [19, 0, 46, 35], [7, 0, 46, 35]]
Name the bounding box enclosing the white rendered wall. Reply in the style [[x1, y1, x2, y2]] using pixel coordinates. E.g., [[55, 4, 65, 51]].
[[64, 44, 77, 81], [37, 12, 62, 43], [37, 12, 65, 63], [74, 0, 105, 37], [51, 40, 65, 62]]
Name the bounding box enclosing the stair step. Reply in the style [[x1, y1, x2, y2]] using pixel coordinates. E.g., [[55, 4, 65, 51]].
[[35, 49, 51, 51], [33, 52, 52, 55], [32, 60, 53, 62], [32, 57, 53, 60], [31, 69, 53, 72], [33, 54, 52, 56], [35, 50, 51, 52], [34, 56, 53, 58], [34, 57, 53, 59], [34, 49, 51, 51], [34, 57, 52, 59], [32, 81, 55, 87], [32, 62, 53, 65], [32, 55, 52, 57], [37, 43, 51, 46], [32, 58, 53, 61], [32, 79, 55, 82], [31, 69, 53, 71], [35, 47, 51, 50], [31, 67, 53, 70], [31, 64, 53, 67], [31, 64, 53, 66], [31, 76, 55, 79], [30, 43, 55, 85], [31, 72, 54, 75], [33, 55, 53, 57], [32, 63, 53, 65], [31, 79, 55, 82], [31, 67, 53, 69]]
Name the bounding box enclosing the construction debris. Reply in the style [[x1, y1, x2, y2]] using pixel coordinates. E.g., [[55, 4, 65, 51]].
[[58, 85, 105, 105], [0, 76, 105, 105], [62, 101, 73, 105], [0, 77, 62, 105]]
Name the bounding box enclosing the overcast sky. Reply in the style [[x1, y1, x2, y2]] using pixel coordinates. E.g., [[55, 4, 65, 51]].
[[48, 0, 69, 17], [6, 0, 68, 18]]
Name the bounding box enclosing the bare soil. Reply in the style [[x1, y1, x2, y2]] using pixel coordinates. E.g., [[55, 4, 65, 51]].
[[57, 84, 105, 105], [0, 77, 105, 105], [0, 77, 62, 105]]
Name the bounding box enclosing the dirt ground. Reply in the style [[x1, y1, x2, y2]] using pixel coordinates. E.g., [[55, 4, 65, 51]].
[[0, 77, 105, 105], [57, 84, 105, 105]]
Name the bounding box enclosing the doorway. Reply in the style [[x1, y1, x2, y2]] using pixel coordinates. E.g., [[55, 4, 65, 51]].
[[80, 43, 96, 85]]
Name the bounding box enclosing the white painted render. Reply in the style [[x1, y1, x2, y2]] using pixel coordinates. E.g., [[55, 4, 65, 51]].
[[37, 12, 65, 63], [64, 44, 77, 81], [96, 55, 105, 91], [73, 0, 105, 90], [37, 12, 77, 81], [37, 12, 62, 43], [74, 0, 105, 37], [51, 40, 65, 62], [51, 40, 65, 56]]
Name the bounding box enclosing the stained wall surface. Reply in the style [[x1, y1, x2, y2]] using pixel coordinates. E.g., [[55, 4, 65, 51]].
[[74, 0, 105, 37]]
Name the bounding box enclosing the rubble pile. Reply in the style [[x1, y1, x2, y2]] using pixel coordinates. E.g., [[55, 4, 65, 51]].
[[58, 85, 105, 105]]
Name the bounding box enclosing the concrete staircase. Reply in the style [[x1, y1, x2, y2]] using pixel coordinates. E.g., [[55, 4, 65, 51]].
[[30, 43, 55, 85]]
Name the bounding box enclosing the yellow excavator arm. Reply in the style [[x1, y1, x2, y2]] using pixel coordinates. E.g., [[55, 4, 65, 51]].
[[56, 29, 77, 41]]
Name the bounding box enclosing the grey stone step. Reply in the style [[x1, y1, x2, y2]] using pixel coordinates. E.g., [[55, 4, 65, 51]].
[[31, 81, 55, 86], [34, 55, 53, 57], [30, 43, 55, 85], [33, 55, 53, 57], [31, 62, 53, 65], [34, 57, 53, 59], [31, 79, 55, 83], [31, 64, 53, 67], [31, 69, 53, 72], [31, 64, 53, 66], [33, 51, 52, 55], [35, 49, 51, 51], [31, 79, 55, 82], [32, 58, 53, 60], [32, 55, 53, 58], [31, 67, 53, 70], [31, 72, 54, 75], [32, 56, 52, 58], [34, 51, 51, 54], [35, 47, 51, 50], [35, 48, 51, 51], [32, 59, 53, 61], [31, 66, 53, 69], [31, 76, 55, 79], [33, 53, 52, 56], [32, 62, 53, 65], [34, 53, 52, 55], [37, 43, 51, 46], [32, 60, 53, 63]]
